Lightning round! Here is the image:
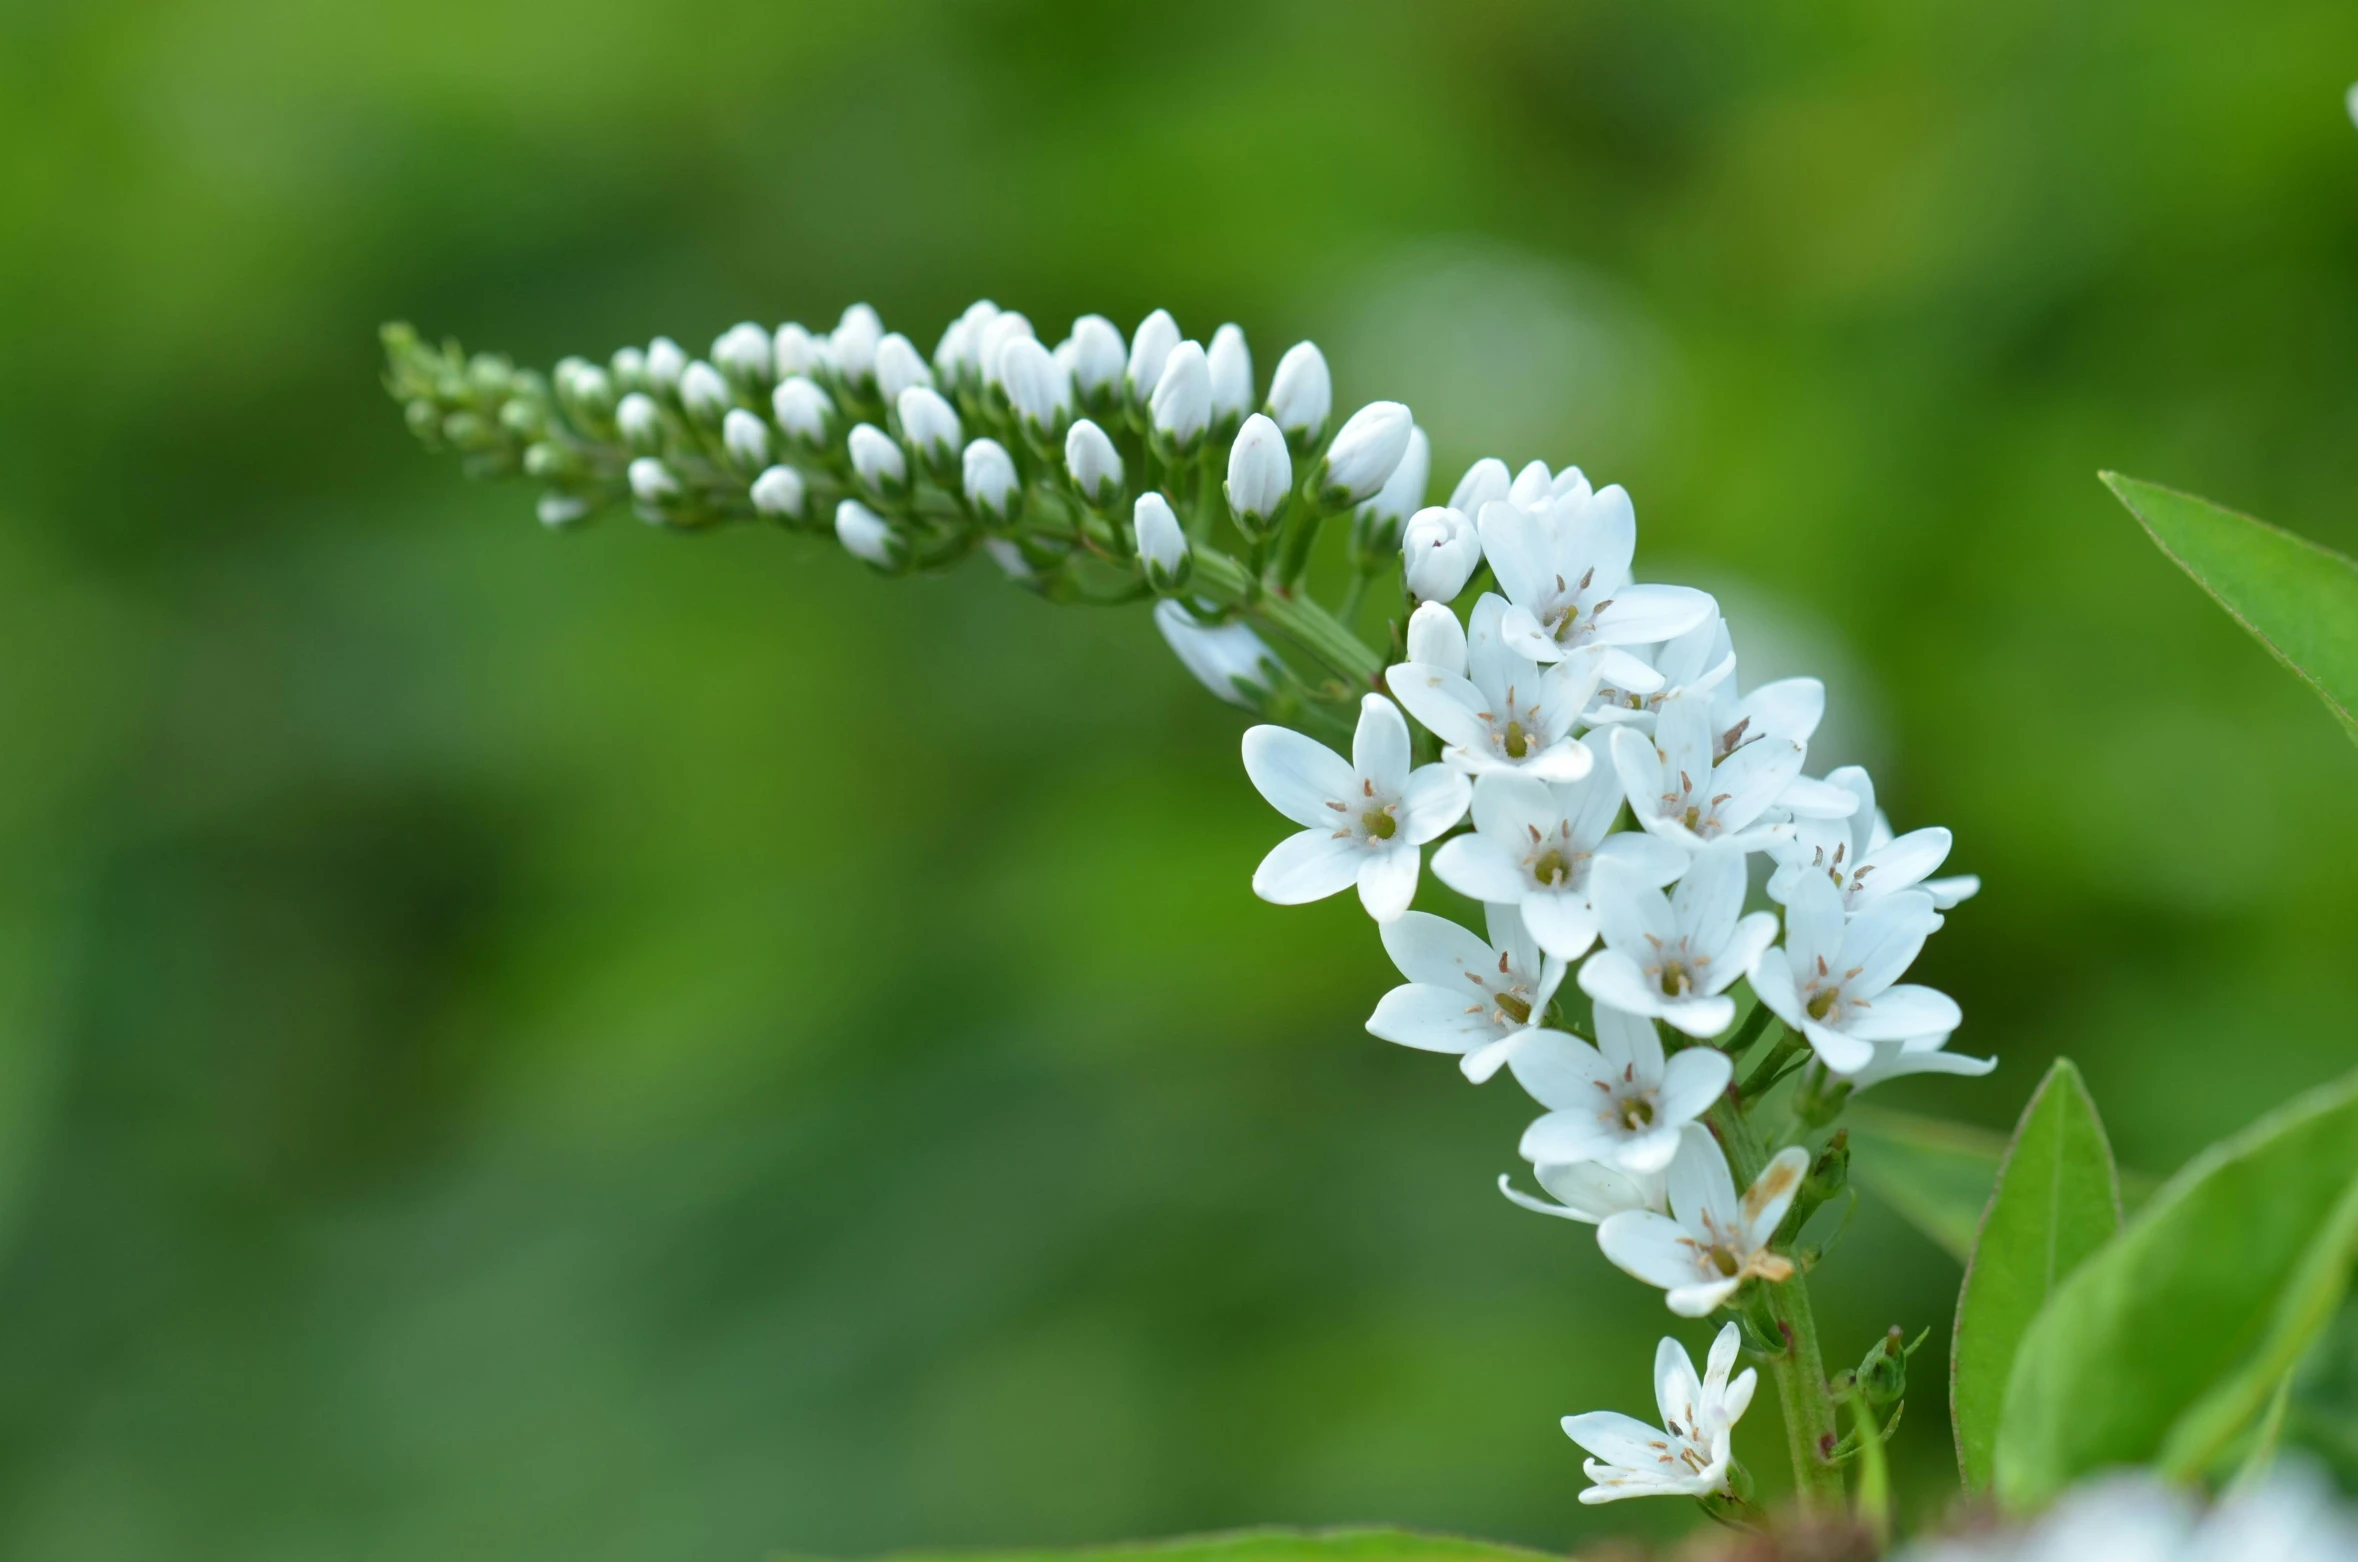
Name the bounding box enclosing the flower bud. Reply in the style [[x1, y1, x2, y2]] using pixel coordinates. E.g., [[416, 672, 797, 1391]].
[[1153, 600, 1274, 708], [773, 323, 826, 379], [524, 441, 576, 481], [1854, 1318, 1922, 1412], [983, 537, 1036, 582], [897, 386, 962, 471], [1317, 400, 1413, 505], [1448, 457, 1512, 516], [978, 311, 1036, 391], [831, 303, 883, 388], [1404, 599, 1469, 675], [771, 376, 835, 445], [1207, 323, 1253, 432], [722, 407, 771, 472], [1401, 504, 1481, 603], [679, 360, 732, 426], [1224, 413, 1292, 535], [835, 498, 903, 568], [997, 336, 1071, 442], [616, 392, 663, 454], [537, 493, 593, 530], [1068, 314, 1127, 409], [1126, 308, 1180, 404], [1149, 340, 1212, 452], [934, 299, 999, 386], [750, 464, 806, 521], [1508, 459, 1554, 509], [1064, 418, 1125, 506], [712, 322, 773, 392], [848, 422, 909, 498], [874, 332, 933, 402], [1132, 492, 1191, 590], [961, 437, 1021, 523], [609, 345, 650, 393], [554, 358, 617, 427], [645, 336, 687, 397], [628, 456, 682, 505], [1357, 425, 1430, 548], [1264, 341, 1332, 448]]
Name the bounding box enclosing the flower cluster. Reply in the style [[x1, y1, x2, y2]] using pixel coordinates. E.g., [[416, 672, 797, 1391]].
[[1900, 1468, 2358, 1560]]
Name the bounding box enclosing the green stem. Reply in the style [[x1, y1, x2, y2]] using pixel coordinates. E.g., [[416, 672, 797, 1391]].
[[1190, 547, 1385, 688], [1736, 1023, 1806, 1103]]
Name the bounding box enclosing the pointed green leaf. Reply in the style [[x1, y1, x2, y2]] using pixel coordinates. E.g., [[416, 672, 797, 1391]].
[[1994, 1067, 2358, 1509], [1950, 1059, 2121, 1491], [2104, 472, 2358, 744], [808, 1530, 1558, 1562]]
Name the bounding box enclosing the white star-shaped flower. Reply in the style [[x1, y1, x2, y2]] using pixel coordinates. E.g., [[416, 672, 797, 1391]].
[[1511, 1008, 1733, 1175], [1241, 694, 1470, 923], [1498, 1159, 1667, 1225], [1746, 873, 1960, 1075], [1366, 904, 1567, 1083], [1430, 761, 1689, 960], [1598, 1125, 1809, 1316], [1609, 692, 1823, 854], [1474, 475, 1717, 665], [1767, 765, 1979, 914], [1578, 851, 1781, 1039], [1561, 1323, 1758, 1504], [1584, 612, 1737, 731], [1386, 595, 1628, 783]]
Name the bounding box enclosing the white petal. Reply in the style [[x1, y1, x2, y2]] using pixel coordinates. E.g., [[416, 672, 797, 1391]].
[[1800, 1017, 1876, 1075], [1665, 1278, 1742, 1318], [1520, 891, 1600, 961], [1590, 860, 1677, 957], [1367, 984, 1495, 1054], [1578, 949, 1670, 1021], [1474, 501, 1548, 608], [1398, 764, 1472, 843], [1741, 1146, 1811, 1250], [1593, 1001, 1665, 1083], [1356, 843, 1421, 922], [1659, 993, 1737, 1040], [1733, 676, 1825, 746], [1353, 694, 1412, 793], [1522, 1110, 1628, 1166], [1654, 1336, 1705, 1436], [1251, 829, 1361, 904], [1844, 1039, 1997, 1090], [1922, 873, 1980, 909], [1593, 830, 1691, 886], [1562, 1410, 1676, 1469], [1518, 742, 1595, 783], [1241, 725, 1352, 828], [1668, 1123, 1740, 1234], [1379, 909, 1497, 988], [1711, 739, 1806, 832], [1386, 665, 1492, 754], [1588, 584, 1718, 646], [1431, 835, 1528, 904], [1847, 982, 1962, 1042], [1710, 912, 1782, 997], [1746, 945, 1806, 1031], [1403, 600, 1467, 676], [1854, 827, 1953, 901], [1597, 1211, 1709, 1292], [1607, 725, 1665, 817], [1502, 1027, 1613, 1111], [1778, 774, 1864, 819], [1500, 1172, 1602, 1224], [1538, 1160, 1664, 1219]]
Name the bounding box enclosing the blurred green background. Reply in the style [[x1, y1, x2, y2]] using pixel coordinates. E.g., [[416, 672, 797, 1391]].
[[1, 1, 2355, 1556]]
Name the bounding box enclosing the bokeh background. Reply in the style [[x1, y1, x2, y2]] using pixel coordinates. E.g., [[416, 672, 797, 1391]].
[[1, 1, 2356, 1556]]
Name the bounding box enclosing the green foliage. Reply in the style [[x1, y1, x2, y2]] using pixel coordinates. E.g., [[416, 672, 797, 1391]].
[[814, 1530, 1557, 1562], [1994, 1068, 2358, 1509], [1950, 1060, 2120, 1492], [2104, 473, 2358, 745], [1845, 1106, 2006, 1263]]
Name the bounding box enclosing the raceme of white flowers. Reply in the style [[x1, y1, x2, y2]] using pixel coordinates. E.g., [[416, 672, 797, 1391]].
[[384, 297, 1988, 1513], [1897, 1467, 2358, 1562]]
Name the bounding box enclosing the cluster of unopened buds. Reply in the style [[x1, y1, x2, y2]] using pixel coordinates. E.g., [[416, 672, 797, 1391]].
[[386, 298, 1990, 1513]]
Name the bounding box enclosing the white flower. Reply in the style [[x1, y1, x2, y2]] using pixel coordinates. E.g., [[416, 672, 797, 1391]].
[[1067, 314, 1127, 403], [1150, 340, 1212, 450], [1065, 418, 1125, 504], [1578, 852, 1781, 1039], [537, 493, 591, 529], [1241, 694, 1471, 922], [1710, 663, 1825, 759], [1126, 308, 1181, 403], [1894, 1468, 2358, 1562], [1132, 492, 1189, 589], [722, 408, 770, 471], [898, 386, 963, 467], [847, 422, 908, 497], [627, 456, 681, 503], [1511, 1007, 1732, 1173], [977, 312, 1036, 391], [1585, 614, 1738, 730], [961, 437, 1020, 523], [679, 360, 732, 424], [1366, 904, 1567, 1082], [1842, 1031, 1996, 1092], [1155, 601, 1275, 708], [1747, 873, 1959, 1075], [831, 302, 883, 387], [1317, 401, 1414, 505], [1609, 692, 1811, 854], [1207, 323, 1253, 427], [774, 322, 827, 379], [1598, 1126, 1809, 1316], [645, 335, 687, 395], [1498, 1160, 1666, 1224], [834, 498, 901, 567], [1561, 1324, 1757, 1504], [750, 465, 806, 520], [712, 321, 773, 389], [1265, 341, 1332, 442], [1388, 594, 1618, 784], [930, 301, 995, 386], [1448, 456, 1512, 516], [1767, 765, 1977, 914], [1476, 477, 1716, 662], [1430, 761, 1689, 960], [1401, 505, 1483, 604], [1403, 600, 1468, 676], [998, 336, 1072, 441], [772, 376, 835, 443], [983, 537, 1033, 582], [616, 392, 661, 450], [1225, 413, 1292, 533]]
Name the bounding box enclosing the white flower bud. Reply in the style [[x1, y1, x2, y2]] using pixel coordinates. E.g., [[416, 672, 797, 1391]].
[[1149, 340, 1212, 450], [1401, 504, 1482, 603], [679, 360, 732, 425], [1207, 323, 1253, 428], [1064, 418, 1125, 504], [1132, 492, 1191, 589], [616, 392, 663, 453], [1363, 425, 1430, 529], [1508, 459, 1554, 509], [712, 322, 773, 390], [537, 493, 592, 530], [554, 358, 617, 423], [1153, 600, 1273, 708], [1126, 308, 1180, 403], [1318, 400, 1413, 505], [722, 407, 771, 471], [962, 437, 1021, 522], [1068, 314, 1127, 404], [774, 323, 826, 378], [1448, 457, 1512, 516], [771, 376, 835, 443], [874, 333, 933, 401], [848, 422, 909, 496], [1224, 413, 1292, 534], [1404, 598, 1469, 674], [1265, 341, 1332, 444], [978, 311, 1036, 390], [983, 537, 1035, 582], [628, 456, 682, 504], [645, 337, 687, 396], [610, 346, 649, 392], [832, 304, 884, 387], [750, 464, 806, 520], [835, 498, 902, 567], [935, 299, 999, 384], [997, 335, 1071, 440], [897, 386, 962, 468]]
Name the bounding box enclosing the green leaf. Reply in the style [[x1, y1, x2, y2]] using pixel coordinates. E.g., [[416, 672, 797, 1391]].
[[1994, 1066, 2358, 1509], [1950, 1059, 2121, 1492], [1847, 1105, 2007, 1262], [2103, 472, 2358, 744], [802, 1530, 1558, 1562]]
